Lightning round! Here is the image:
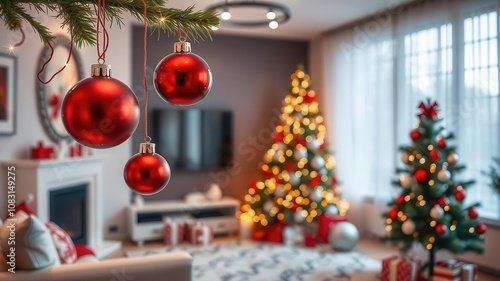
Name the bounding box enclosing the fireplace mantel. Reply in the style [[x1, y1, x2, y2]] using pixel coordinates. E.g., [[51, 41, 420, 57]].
[[1, 156, 121, 258]]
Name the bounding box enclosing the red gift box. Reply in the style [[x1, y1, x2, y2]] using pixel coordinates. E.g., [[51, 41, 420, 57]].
[[434, 260, 477, 281], [381, 255, 421, 281], [31, 141, 54, 159], [164, 219, 184, 246], [304, 235, 316, 248], [316, 214, 348, 243], [185, 220, 201, 242], [266, 221, 287, 244], [190, 224, 214, 245], [252, 230, 266, 242]]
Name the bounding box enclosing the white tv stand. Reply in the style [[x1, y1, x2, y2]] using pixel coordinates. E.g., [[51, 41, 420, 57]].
[[126, 197, 240, 246]]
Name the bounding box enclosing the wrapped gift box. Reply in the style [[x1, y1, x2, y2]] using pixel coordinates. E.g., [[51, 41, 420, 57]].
[[434, 260, 477, 281], [381, 255, 421, 281], [190, 224, 214, 245], [164, 219, 185, 246], [282, 225, 304, 246], [316, 214, 348, 243], [185, 220, 202, 242], [266, 221, 287, 244]]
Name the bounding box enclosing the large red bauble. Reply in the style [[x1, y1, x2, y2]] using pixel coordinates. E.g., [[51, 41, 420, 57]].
[[62, 75, 139, 148], [414, 169, 428, 183], [310, 176, 321, 187], [476, 223, 487, 235], [396, 195, 405, 205], [454, 189, 466, 201], [437, 138, 447, 148], [435, 224, 447, 235], [410, 130, 421, 141], [388, 208, 398, 220], [154, 43, 212, 106], [124, 151, 171, 195], [468, 207, 479, 219], [437, 197, 449, 208]]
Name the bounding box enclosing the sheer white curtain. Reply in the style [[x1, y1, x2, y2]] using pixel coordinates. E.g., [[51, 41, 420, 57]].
[[320, 0, 500, 227], [322, 22, 394, 230]]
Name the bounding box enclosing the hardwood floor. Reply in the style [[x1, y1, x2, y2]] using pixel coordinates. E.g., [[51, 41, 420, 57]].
[[110, 236, 500, 281]]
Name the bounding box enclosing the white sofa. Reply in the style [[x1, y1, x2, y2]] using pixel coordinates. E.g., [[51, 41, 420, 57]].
[[0, 252, 192, 281]]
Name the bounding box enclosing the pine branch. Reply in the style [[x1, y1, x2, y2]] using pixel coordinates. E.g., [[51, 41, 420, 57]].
[[2, 0, 219, 47]]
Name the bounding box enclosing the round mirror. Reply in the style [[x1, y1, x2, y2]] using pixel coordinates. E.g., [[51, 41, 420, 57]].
[[37, 35, 83, 143]]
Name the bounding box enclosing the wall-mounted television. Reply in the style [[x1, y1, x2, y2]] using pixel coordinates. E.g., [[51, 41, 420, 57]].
[[152, 109, 233, 171]]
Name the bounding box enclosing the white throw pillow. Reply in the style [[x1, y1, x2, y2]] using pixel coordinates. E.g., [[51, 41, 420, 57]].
[[0, 211, 61, 270]]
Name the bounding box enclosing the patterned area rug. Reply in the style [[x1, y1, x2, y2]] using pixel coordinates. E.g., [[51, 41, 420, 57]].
[[126, 241, 381, 281]]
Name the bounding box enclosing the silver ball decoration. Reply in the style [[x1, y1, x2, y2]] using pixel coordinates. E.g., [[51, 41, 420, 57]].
[[328, 222, 359, 251]]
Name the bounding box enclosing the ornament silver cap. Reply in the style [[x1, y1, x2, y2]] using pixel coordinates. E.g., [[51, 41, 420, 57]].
[[174, 42, 191, 53], [91, 64, 112, 77], [139, 142, 155, 154]]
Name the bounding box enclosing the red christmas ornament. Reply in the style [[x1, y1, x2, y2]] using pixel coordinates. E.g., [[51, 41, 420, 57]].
[[437, 197, 449, 208], [417, 100, 439, 120], [410, 130, 421, 141], [437, 138, 447, 148], [435, 224, 447, 236], [154, 41, 212, 106], [332, 176, 338, 185], [303, 91, 317, 103], [286, 162, 296, 172], [310, 176, 321, 187], [62, 64, 140, 148], [290, 201, 301, 211], [124, 143, 171, 195], [274, 133, 284, 142], [468, 207, 479, 219], [251, 181, 260, 192], [388, 208, 398, 220], [429, 149, 441, 162], [396, 195, 405, 205], [454, 189, 466, 201], [476, 223, 487, 235], [414, 169, 428, 183], [295, 137, 307, 147]]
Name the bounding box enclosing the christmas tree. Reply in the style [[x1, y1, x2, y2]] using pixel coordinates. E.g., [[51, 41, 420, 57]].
[[239, 67, 349, 227], [385, 100, 485, 276], [484, 158, 500, 196]]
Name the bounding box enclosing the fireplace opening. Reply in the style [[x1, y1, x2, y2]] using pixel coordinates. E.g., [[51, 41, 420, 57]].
[[49, 184, 88, 245]]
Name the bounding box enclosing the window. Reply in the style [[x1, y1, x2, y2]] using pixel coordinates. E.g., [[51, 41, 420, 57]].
[[322, 0, 500, 222], [460, 9, 499, 220]]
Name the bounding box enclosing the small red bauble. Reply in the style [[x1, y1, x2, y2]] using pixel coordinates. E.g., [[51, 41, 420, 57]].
[[414, 169, 428, 183], [303, 91, 317, 103], [468, 207, 479, 219], [274, 133, 284, 142], [154, 42, 212, 106], [291, 201, 300, 211], [397, 195, 405, 205], [251, 181, 260, 191], [454, 189, 466, 201], [388, 208, 398, 220], [332, 176, 338, 184], [410, 130, 421, 141], [286, 162, 296, 171], [437, 197, 449, 208], [429, 149, 441, 162], [476, 223, 487, 235], [435, 224, 447, 235], [62, 64, 139, 148], [124, 143, 171, 195], [295, 137, 307, 147], [437, 138, 447, 148], [310, 176, 321, 187]]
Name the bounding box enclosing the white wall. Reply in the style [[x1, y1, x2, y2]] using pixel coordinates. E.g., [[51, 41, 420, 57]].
[[0, 13, 134, 240]]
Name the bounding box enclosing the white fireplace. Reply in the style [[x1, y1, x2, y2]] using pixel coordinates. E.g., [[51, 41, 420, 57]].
[[1, 156, 121, 258]]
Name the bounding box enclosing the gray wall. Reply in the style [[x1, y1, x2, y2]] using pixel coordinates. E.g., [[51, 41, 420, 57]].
[[131, 26, 308, 202]]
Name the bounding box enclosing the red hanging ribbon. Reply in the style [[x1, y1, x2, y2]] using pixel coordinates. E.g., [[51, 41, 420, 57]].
[[417, 100, 439, 120]]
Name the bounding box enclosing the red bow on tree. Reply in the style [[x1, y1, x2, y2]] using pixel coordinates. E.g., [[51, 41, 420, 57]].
[[417, 100, 439, 120]]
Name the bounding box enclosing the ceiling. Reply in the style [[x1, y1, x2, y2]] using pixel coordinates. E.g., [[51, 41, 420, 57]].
[[167, 0, 395, 41]]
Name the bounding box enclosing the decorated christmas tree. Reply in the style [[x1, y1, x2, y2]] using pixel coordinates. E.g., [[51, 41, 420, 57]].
[[385, 100, 485, 276], [239, 67, 349, 227]]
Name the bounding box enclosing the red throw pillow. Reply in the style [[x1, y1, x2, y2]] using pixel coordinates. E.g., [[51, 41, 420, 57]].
[[74, 244, 96, 258], [45, 222, 77, 264]]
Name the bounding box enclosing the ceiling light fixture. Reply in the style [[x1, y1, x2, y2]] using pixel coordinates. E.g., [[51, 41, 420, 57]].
[[207, 1, 290, 29]]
